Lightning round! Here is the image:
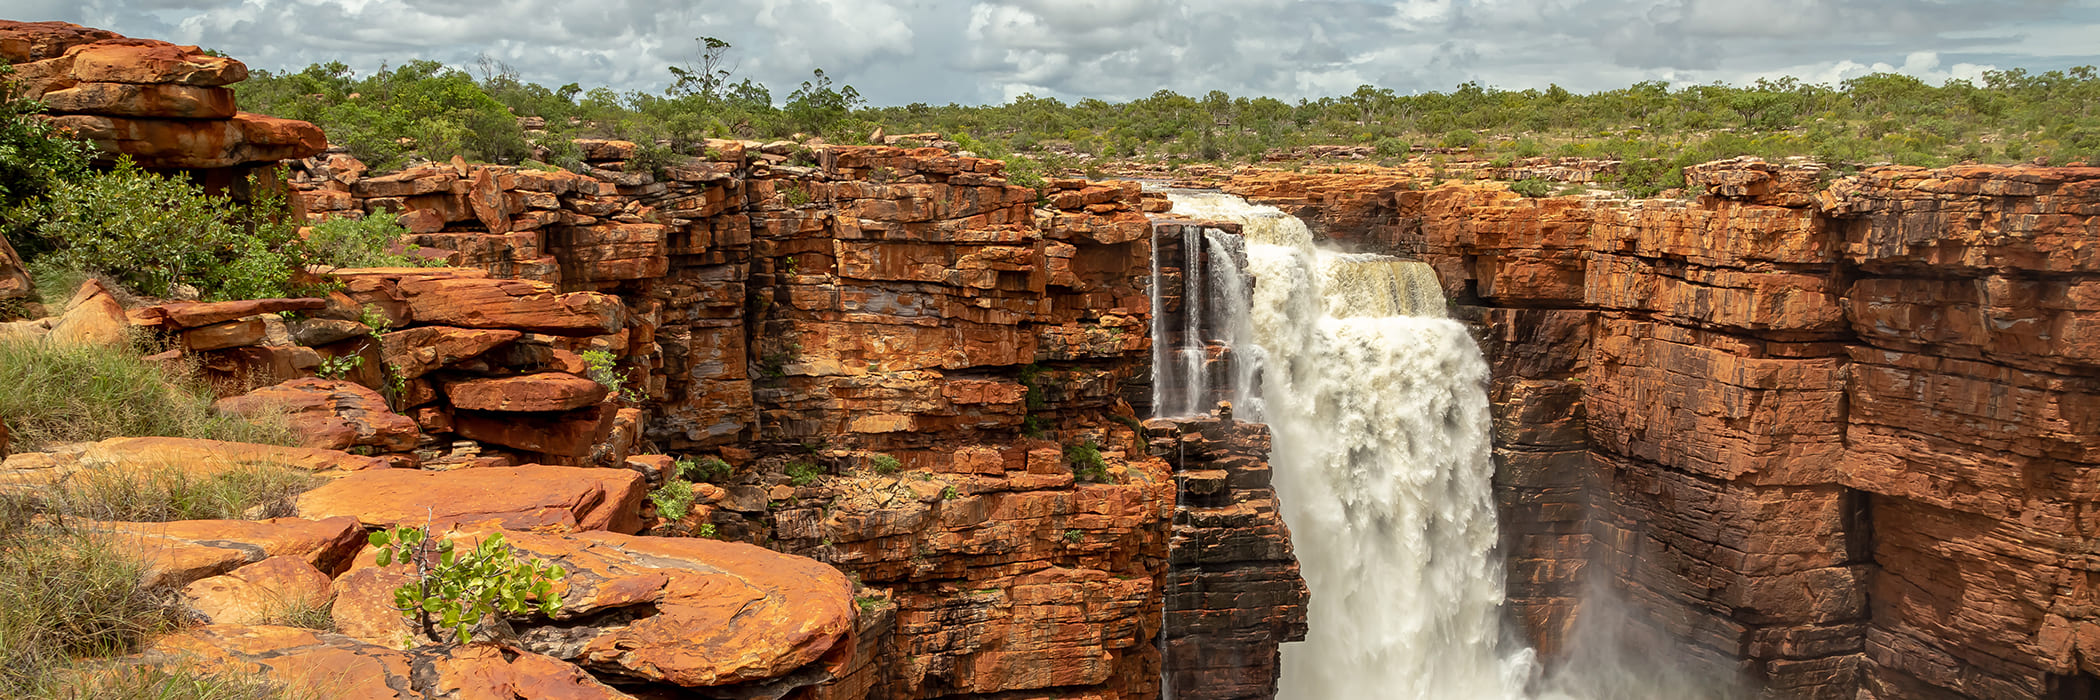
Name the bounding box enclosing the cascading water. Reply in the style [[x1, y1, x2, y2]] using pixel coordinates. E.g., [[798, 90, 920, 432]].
[[1164, 192, 1537, 699]]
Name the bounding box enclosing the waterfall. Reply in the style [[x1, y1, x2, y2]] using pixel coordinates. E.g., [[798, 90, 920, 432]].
[[1163, 192, 1537, 699]]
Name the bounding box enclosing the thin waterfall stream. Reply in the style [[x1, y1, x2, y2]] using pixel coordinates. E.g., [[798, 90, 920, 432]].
[[1162, 192, 1534, 698]]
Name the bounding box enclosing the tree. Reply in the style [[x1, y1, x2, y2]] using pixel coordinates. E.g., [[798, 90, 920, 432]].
[[668, 37, 737, 102], [370, 525, 565, 645]]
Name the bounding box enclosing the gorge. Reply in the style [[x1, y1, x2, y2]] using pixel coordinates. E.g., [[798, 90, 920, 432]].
[[3, 18, 2100, 700]]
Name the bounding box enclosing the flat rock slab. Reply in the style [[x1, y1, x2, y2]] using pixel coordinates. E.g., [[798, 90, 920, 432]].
[[180, 555, 331, 625], [381, 326, 521, 380], [518, 531, 856, 687], [130, 297, 325, 330], [215, 378, 420, 452], [295, 465, 644, 534], [443, 372, 607, 412], [0, 436, 388, 489], [136, 625, 634, 700], [91, 516, 364, 588], [331, 528, 855, 689], [396, 276, 623, 336]]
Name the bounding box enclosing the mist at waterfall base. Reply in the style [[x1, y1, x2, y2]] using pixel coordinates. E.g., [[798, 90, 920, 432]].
[[1158, 193, 1741, 700]]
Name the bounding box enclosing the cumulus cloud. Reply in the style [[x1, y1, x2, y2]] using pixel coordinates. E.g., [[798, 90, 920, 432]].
[[9, 0, 2098, 105]]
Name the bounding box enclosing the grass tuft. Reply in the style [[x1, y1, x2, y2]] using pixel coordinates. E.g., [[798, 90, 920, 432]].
[[42, 463, 322, 523], [0, 335, 294, 452]]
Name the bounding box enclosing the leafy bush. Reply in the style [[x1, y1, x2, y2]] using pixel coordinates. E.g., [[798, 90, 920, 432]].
[[650, 478, 695, 520], [0, 64, 91, 251], [0, 335, 294, 452], [678, 456, 733, 483], [302, 210, 436, 269], [32, 162, 302, 300], [368, 527, 565, 645], [785, 461, 823, 487], [1509, 178, 1555, 198], [869, 454, 901, 475], [1065, 441, 1111, 483]]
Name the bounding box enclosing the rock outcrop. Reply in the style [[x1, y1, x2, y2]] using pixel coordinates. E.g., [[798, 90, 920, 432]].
[[0, 20, 324, 169], [1150, 411, 1308, 700], [1231, 158, 2100, 699]]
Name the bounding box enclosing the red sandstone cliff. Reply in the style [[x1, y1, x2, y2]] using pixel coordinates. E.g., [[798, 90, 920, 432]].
[[1230, 157, 2100, 699]]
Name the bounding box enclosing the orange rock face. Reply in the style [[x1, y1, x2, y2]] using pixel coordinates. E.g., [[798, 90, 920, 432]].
[[0, 21, 320, 168], [1231, 160, 2100, 699], [214, 378, 422, 454], [294, 465, 645, 533], [137, 626, 638, 700]]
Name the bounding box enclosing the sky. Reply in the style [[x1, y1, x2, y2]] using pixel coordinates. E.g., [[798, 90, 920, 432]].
[[18, 0, 2100, 106]]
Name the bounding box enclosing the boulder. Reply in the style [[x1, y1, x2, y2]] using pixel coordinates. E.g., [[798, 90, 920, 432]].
[[45, 278, 128, 346], [130, 297, 326, 329], [180, 555, 332, 625], [380, 326, 521, 380], [442, 372, 608, 412], [453, 404, 618, 458], [0, 235, 30, 306], [91, 516, 364, 588], [214, 378, 421, 453], [294, 465, 645, 534], [0, 20, 121, 63], [135, 625, 635, 700], [395, 276, 623, 336], [61, 38, 249, 86]]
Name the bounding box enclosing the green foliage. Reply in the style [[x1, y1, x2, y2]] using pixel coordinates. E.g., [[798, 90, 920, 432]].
[[580, 349, 627, 397], [304, 210, 438, 269], [650, 477, 695, 520], [678, 456, 733, 483], [0, 64, 91, 250], [317, 353, 365, 380], [869, 453, 902, 475], [1065, 441, 1111, 483], [369, 526, 565, 645], [785, 461, 823, 487], [31, 162, 302, 300], [940, 485, 960, 500], [0, 334, 294, 452], [1509, 178, 1555, 198], [1062, 529, 1083, 544]]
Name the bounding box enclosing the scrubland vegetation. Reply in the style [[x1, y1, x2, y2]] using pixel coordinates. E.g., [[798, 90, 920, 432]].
[[227, 40, 2100, 196]]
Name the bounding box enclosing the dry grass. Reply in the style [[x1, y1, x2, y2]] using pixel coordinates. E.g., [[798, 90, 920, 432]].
[[0, 334, 294, 452], [43, 463, 322, 523]]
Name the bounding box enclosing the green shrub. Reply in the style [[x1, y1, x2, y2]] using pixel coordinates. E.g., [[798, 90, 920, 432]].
[[1065, 441, 1111, 483], [678, 456, 733, 483], [32, 162, 302, 300], [0, 64, 91, 251], [302, 210, 435, 269], [869, 454, 901, 475], [785, 461, 823, 487], [650, 478, 695, 520], [368, 527, 564, 645], [0, 335, 295, 452], [1509, 178, 1555, 198]]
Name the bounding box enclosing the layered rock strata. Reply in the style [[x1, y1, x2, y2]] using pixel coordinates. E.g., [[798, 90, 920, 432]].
[[0, 20, 324, 170], [1230, 158, 2100, 699], [1150, 411, 1308, 700]]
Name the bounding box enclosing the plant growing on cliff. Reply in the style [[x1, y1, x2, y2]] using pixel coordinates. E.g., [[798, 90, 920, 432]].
[[580, 349, 639, 402], [369, 525, 565, 645], [678, 456, 734, 483], [1508, 178, 1555, 198], [868, 454, 902, 476], [1065, 441, 1111, 483], [316, 353, 364, 380], [650, 477, 696, 521], [784, 461, 824, 487]]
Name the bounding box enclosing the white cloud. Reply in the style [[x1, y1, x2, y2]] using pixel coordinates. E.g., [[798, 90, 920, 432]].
[[9, 0, 2098, 105]]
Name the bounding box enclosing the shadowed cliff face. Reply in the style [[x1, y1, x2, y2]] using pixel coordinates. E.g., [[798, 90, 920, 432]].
[[1230, 159, 2100, 699]]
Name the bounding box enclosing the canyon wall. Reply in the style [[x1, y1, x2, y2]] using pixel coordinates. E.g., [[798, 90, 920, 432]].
[[1230, 159, 2100, 699]]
